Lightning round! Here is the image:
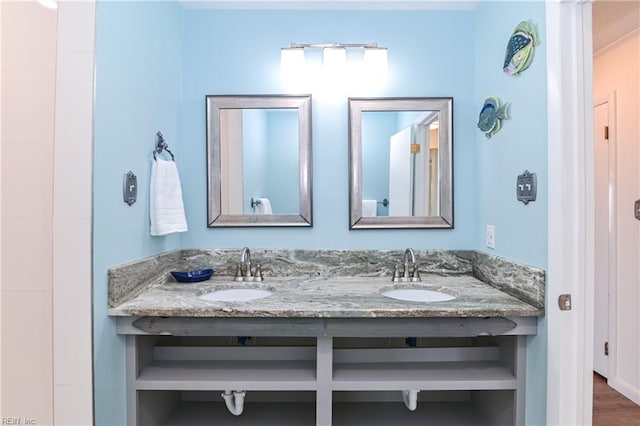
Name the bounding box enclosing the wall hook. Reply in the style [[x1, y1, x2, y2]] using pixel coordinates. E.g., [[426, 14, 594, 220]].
[[154, 131, 175, 161]]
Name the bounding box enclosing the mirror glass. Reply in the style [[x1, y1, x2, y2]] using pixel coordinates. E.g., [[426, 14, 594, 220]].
[[349, 97, 453, 229], [207, 95, 312, 227]]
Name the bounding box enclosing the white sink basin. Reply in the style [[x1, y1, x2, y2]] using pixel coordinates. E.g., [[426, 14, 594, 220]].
[[199, 288, 273, 302], [381, 288, 456, 303]]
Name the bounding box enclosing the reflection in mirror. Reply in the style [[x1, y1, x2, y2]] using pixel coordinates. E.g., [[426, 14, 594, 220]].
[[349, 98, 453, 229], [207, 95, 312, 227], [219, 108, 299, 215]]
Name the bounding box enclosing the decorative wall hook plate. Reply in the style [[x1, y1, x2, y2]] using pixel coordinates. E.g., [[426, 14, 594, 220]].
[[516, 170, 537, 205], [123, 171, 137, 206]]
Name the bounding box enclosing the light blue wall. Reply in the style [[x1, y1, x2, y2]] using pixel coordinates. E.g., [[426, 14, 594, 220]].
[[93, 3, 548, 424], [179, 9, 477, 248], [473, 3, 548, 268], [93, 2, 184, 425], [473, 2, 547, 425]]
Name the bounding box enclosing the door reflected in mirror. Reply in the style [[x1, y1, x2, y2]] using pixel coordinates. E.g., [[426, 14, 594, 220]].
[[361, 110, 440, 218], [349, 97, 453, 229], [207, 95, 312, 227]]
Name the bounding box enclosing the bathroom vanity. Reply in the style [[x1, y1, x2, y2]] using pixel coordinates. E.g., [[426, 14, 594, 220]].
[[109, 249, 544, 426]]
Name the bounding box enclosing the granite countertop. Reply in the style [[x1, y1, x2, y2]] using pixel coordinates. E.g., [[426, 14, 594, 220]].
[[107, 274, 542, 318], [107, 249, 545, 319]]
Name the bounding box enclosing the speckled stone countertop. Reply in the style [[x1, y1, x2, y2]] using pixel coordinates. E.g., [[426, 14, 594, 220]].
[[107, 249, 545, 318]]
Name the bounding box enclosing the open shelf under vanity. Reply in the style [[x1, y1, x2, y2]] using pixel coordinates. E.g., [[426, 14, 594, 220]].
[[154, 395, 506, 426], [125, 319, 530, 426]]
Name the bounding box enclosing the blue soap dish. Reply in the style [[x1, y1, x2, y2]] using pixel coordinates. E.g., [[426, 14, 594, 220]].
[[171, 268, 214, 283]]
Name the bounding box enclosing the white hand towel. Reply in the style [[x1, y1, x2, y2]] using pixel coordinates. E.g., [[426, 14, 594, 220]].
[[362, 199, 377, 217], [256, 197, 273, 214], [150, 159, 188, 236]]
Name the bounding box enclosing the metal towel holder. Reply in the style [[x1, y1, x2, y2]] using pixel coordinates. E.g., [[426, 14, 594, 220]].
[[153, 131, 175, 161], [251, 197, 262, 209]]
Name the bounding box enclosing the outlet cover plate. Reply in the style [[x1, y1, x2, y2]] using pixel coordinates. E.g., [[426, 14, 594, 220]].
[[517, 170, 537, 205], [486, 225, 496, 249]]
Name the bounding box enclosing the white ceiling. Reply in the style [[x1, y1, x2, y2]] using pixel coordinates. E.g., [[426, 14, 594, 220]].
[[179, 0, 639, 52], [593, 0, 640, 52], [179, 0, 480, 10]]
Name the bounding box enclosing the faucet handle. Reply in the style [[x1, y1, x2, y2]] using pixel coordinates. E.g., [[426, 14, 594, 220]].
[[392, 263, 401, 282], [234, 263, 243, 280], [254, 263, 264, 281], [411, 264, 421, 281]]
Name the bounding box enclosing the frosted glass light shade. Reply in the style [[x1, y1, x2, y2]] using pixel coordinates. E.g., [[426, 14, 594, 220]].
[[280, 47, 305, 80], [363, 47, 388, 85], [364, 48, 388, 74], [323, 47, 347, 72]]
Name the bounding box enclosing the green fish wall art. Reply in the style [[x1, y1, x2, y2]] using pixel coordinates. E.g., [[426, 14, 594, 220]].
[[477, 97, 510, 138], [503, 20, 539, 76]]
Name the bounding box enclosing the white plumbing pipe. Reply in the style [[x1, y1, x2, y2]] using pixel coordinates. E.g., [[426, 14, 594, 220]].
[[221, 390, 246, 416], [401, 390, 419, 411]]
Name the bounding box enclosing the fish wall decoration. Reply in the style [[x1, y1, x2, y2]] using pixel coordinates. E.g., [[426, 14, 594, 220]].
[[503, 20, 539, 76], [478, 97, 510, 138]]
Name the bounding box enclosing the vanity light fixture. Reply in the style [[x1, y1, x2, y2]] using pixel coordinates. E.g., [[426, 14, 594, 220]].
[[280, 42, 388, 83]]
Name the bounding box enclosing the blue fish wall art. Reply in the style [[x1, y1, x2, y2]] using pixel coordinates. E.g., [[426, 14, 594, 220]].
[[477, 97, 510, 138], [503, 20, 539, 76]]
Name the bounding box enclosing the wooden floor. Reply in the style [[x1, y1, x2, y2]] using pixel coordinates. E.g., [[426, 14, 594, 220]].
[[593, 373, 640, 426]]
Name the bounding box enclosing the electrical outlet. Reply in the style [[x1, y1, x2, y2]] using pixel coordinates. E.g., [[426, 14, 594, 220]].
[[486, 225, 496, 249]]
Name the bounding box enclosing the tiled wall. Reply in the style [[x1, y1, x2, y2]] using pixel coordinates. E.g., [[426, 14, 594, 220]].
[[1, 1, 94, 424], [1, 2, 57, 423]]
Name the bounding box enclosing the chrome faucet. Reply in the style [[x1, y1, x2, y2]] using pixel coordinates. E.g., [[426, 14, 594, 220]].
[[241, 247, 252, 278], [403, 248, 415, 278], [235, 247, 263, 282], [393, 248, 421, 282]]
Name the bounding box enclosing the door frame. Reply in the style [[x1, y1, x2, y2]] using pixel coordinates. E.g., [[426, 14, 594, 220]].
[[593, 92, 618, 381], [546, 1, 595, 424]]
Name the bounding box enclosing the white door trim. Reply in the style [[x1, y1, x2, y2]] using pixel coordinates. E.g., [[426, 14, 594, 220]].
[[546, 1, 594, 425]]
